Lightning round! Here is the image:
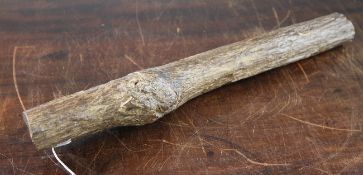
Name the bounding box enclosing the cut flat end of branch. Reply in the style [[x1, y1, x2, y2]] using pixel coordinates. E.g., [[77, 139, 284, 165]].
[[23, 111, 31, 137], [23, 12, 355, 150]]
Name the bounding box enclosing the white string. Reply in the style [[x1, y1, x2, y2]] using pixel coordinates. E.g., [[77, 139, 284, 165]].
[[52, 147, 76, 175]]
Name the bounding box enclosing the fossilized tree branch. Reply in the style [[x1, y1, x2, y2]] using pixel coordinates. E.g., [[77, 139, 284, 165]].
[[23, 13, 355, 149]]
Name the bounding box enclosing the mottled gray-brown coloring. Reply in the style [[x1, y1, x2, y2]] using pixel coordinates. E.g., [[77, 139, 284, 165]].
[[23, 13, 355, 149]]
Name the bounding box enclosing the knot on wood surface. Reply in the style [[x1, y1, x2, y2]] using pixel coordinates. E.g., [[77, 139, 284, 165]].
[[115, 70, 179, 125]]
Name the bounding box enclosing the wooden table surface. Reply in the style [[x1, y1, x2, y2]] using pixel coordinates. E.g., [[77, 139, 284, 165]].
[[1, 0, 363, 174]]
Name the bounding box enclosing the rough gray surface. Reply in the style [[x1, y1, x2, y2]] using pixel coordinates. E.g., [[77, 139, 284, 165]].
[[23, 13, 355, 149]]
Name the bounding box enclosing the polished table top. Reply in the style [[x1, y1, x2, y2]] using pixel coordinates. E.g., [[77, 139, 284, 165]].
[[0, 0, 363, 174]]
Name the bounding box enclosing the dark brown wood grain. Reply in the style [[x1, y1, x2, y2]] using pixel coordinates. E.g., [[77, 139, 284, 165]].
[[1, 0, 363, 174]]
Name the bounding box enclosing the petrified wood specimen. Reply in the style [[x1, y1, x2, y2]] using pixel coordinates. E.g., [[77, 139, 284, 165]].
[[23, 13, 355, 149]]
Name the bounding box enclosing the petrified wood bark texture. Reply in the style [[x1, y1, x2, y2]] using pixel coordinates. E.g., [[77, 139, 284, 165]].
[[23, 13, 355, 149]]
